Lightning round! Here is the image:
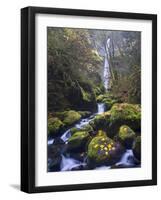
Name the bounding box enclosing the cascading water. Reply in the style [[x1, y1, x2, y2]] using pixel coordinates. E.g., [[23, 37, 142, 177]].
[[97, 103, 105, 114], [103, 38, 110, 91]]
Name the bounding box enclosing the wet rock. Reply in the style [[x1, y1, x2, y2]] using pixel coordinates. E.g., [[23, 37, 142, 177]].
[[117, 125, 136, 149], [108, 103, 141, 137], [132, 136, 141, 161], [87, 132, 124, 168], [48, 117, 64, 136], [48, 156, 62, 172], [67, 131, 90, 152]]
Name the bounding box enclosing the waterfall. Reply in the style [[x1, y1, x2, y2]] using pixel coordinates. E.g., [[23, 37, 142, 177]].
[[97, 103, 105, 114], [103, 38, 110, 90], [116, 149, 135, 166]]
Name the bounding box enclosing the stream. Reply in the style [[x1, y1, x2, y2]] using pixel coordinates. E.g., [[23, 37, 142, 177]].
[[48, 103, 137, 172]]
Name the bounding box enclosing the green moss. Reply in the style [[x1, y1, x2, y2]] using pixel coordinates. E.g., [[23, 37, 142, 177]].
[[87, 133, 124, 167], [67, 131, 90, 151], [48, 117, 64, 136], [109, 103, 141, 136], [118, 125, 136, 148], [70, 124, 93, 135], [63, 110, 81, 126], [96, 93, 118, 110], [80, 86, 93, 102], [78, 111, 92, 118], [133, 136, 141, 161], [90, 111, 111, 130]]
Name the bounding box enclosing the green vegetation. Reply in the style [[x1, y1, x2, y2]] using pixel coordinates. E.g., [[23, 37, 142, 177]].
[[67, 131, 90, 152], [48, 117, 64, 136], [47, 28, 141, 172], [117, 125, 136, 148], [87, 131, 124, 167]]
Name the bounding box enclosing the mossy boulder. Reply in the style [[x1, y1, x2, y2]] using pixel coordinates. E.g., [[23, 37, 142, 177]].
[[63, 110, 81, 126], [70, 124, 93, 135], [108, 103, 141, 137], [67, 131, 90, 152], [132, 136, 141, 161], [48, 117, 64, 136], [78, 111, 92, 118], [55, 110, 81, 126], [89, 111, 111, 130], [87, 132, 124, 168], [117, 125, 136, 149]]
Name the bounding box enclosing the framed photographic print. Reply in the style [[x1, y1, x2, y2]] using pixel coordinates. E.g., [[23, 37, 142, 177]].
[[21, 6, 157, 193]]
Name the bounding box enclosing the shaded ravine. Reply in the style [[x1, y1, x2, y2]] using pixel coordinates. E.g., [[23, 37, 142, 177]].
[[48, 103, 137, 172]]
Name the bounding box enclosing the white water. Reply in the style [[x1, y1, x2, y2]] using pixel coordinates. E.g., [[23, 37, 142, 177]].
[[116, 149, 135, 166], [48, 138, 54, 145], [103, 38, 111, 90], [97, 103, 105, 114], [61, 129, 71, 142], [60, 155, 84, 171]]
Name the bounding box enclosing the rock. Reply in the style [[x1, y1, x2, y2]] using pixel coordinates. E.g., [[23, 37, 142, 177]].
[[48, 117, 64, 136], [48, 139, 65, 172], [87, 132, 124, 168], [108, 103, 141, 137], [67, 131, 90, 152], [48, 156, 62, 172], [48, 138, 65, 158], [70, 124, 94, 135], [90, 111, 111, 130], [132, 136, 141, 161], [117, 125, 136, 149], [63, 110, 81, 126], [78, 111, 92, 118]]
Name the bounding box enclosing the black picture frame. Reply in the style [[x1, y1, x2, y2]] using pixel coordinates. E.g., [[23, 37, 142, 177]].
[[21, 6, 157, 193]]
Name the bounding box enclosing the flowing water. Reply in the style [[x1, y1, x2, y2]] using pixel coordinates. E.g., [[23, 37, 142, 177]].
[[48, 102, 137, 171], [103, 38, 111, 90]]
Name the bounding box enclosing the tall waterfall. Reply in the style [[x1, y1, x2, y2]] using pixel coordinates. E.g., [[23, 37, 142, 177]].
[[103, 38, 110, 90]]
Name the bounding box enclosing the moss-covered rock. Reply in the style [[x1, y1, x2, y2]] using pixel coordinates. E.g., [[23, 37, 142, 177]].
[[117, 125, 136, 149], [89, 111, 111, 130], [67, 131, 90, 152], [63, 110, 81, 126], [70, 124, 94, 135], [48, 117, 64, 136], [55, 110, 81, 126], [87, 132, 124, 168], [109, 103, 141, 137], [78, 111, 92, 118], [132, 136, 141, 161]]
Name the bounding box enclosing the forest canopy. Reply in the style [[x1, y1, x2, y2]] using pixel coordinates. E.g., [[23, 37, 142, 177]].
[[47, 27, 141, 113]]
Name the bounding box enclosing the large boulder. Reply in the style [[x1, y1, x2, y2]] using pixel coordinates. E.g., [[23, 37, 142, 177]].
[[109, 103, 141, 137], [89, 111, 111, 130], [87, 131, 124, 168], [63, 110, 81, 126], [48, 138, 65, 172], [78, 111, 92, 118], [55, 110, 81, 126], [117, 125, 136, 149], [67, 131, 90, 152], [132, 136, 141, 161], [48, 117, 64, 136]]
